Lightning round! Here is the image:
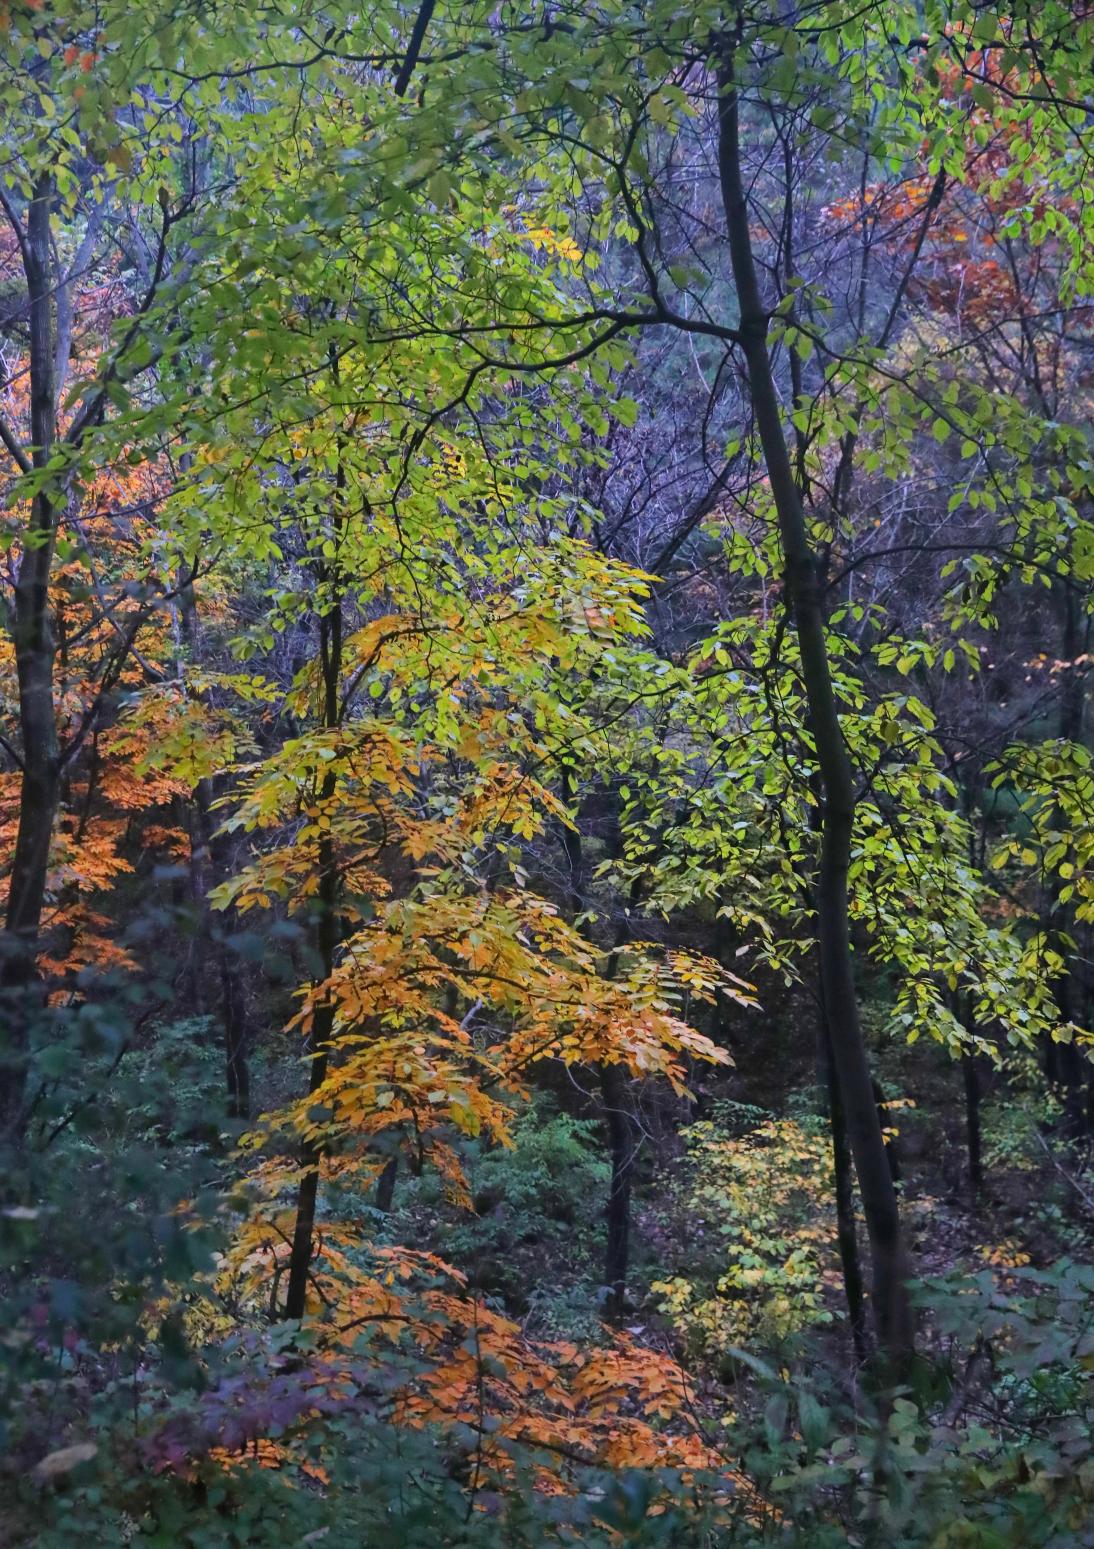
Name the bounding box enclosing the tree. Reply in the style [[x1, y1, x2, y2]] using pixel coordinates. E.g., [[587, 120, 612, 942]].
[[0, 0, 214, 1141]]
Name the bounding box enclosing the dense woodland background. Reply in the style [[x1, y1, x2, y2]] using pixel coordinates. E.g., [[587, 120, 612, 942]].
[[0, 1, 1092, 1544]]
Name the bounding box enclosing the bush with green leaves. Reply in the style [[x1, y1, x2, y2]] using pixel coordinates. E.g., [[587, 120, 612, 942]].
[[652, 1101, 839, 1363], [715, 1262, 1094, 1548], [384, 1097, 612, 1335], [0, 1009, 227, 1490]]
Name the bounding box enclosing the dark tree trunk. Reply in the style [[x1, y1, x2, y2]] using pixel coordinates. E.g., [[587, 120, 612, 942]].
[[716, 46, 913, 1369], [204, 795, 252, 1121], [600, 1057, 635, 1323], [819, 1012, 868, 1364], [375, 1156, 399, 1214], [179, 581, 252, 1121], [1, 178, 61, 1144], [560, 769, 640, 1323], [962, 1051, 983, 1192], [1050, 576, 1090, 1136], [216, 900, 251, 1122], [284, 538, 343, 1320], [283, 780, 339, 1319], [948, 984, 985, 1193], [283, 652, 341, 1316]]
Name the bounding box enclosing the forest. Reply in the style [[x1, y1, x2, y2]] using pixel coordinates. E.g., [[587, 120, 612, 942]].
[[0, 1, 1092, 1544]]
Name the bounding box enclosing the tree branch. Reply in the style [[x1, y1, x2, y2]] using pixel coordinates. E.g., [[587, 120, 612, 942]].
[[394, 0, 437, 96]]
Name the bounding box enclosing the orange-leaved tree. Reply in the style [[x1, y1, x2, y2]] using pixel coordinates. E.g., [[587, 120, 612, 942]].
[[146, 522, 751, 1492]]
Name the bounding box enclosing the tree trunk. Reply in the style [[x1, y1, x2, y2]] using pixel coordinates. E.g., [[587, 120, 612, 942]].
[[560, 769, 644, 1322], [178, 583, 252, 1121], [819, 1011, 868, 1363], [1050, 574, 1090, 1136], [716, 45, 913, 1368], [283, 593, 342, 1320], [961, 1051, 983, 1193], [202, 787, 252, 1121], [600, 1058, 634, 1322], [216, 890, 251, 1122], [375, 1155, 399, 1214], [281, 824, 338, 1319], [558, 769, 640, 1322], [0, 178, 61, 1144]]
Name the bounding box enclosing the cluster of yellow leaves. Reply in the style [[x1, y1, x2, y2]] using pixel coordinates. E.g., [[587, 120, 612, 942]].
[[206, 878, 752, 1492], [116, 675, 257, 790], [979, 1238, 1033, 1271], [496, 208, 585, 267], [521, 225, 584, 264], [653, 1112, 840, 1356]]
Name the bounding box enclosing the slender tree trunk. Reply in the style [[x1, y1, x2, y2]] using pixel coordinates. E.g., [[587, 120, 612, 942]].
[[716, 45, 913, 1367], [284, 469, 344, 1319], [1050, 575, 1090, 1136], [961, 1052, 983, 1192], [375, 1155, 399, 1214], [560, 770, 637, 1322], [283, 606, 342, 1320], [214, 842, 251, 1123], [178, 584, 251, 1120], [819, 1011, 868, 1364], [200, 788, 252, 1120], [282, 853, 336, 1319], [947, 979, 983, 1193], [600, 1059, 634, 1321], [1, 179, 61, 1144]]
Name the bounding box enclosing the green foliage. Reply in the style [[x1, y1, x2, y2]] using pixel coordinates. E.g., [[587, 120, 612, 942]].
[[982, 1062, 1064, 1177], [703, 1264, 1094, 1548], [653, 1103, 839, 1361], [392, 1100, 612, 1338], [80, 1016, 227, 1151], [14, 1406, 726, 1547]]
